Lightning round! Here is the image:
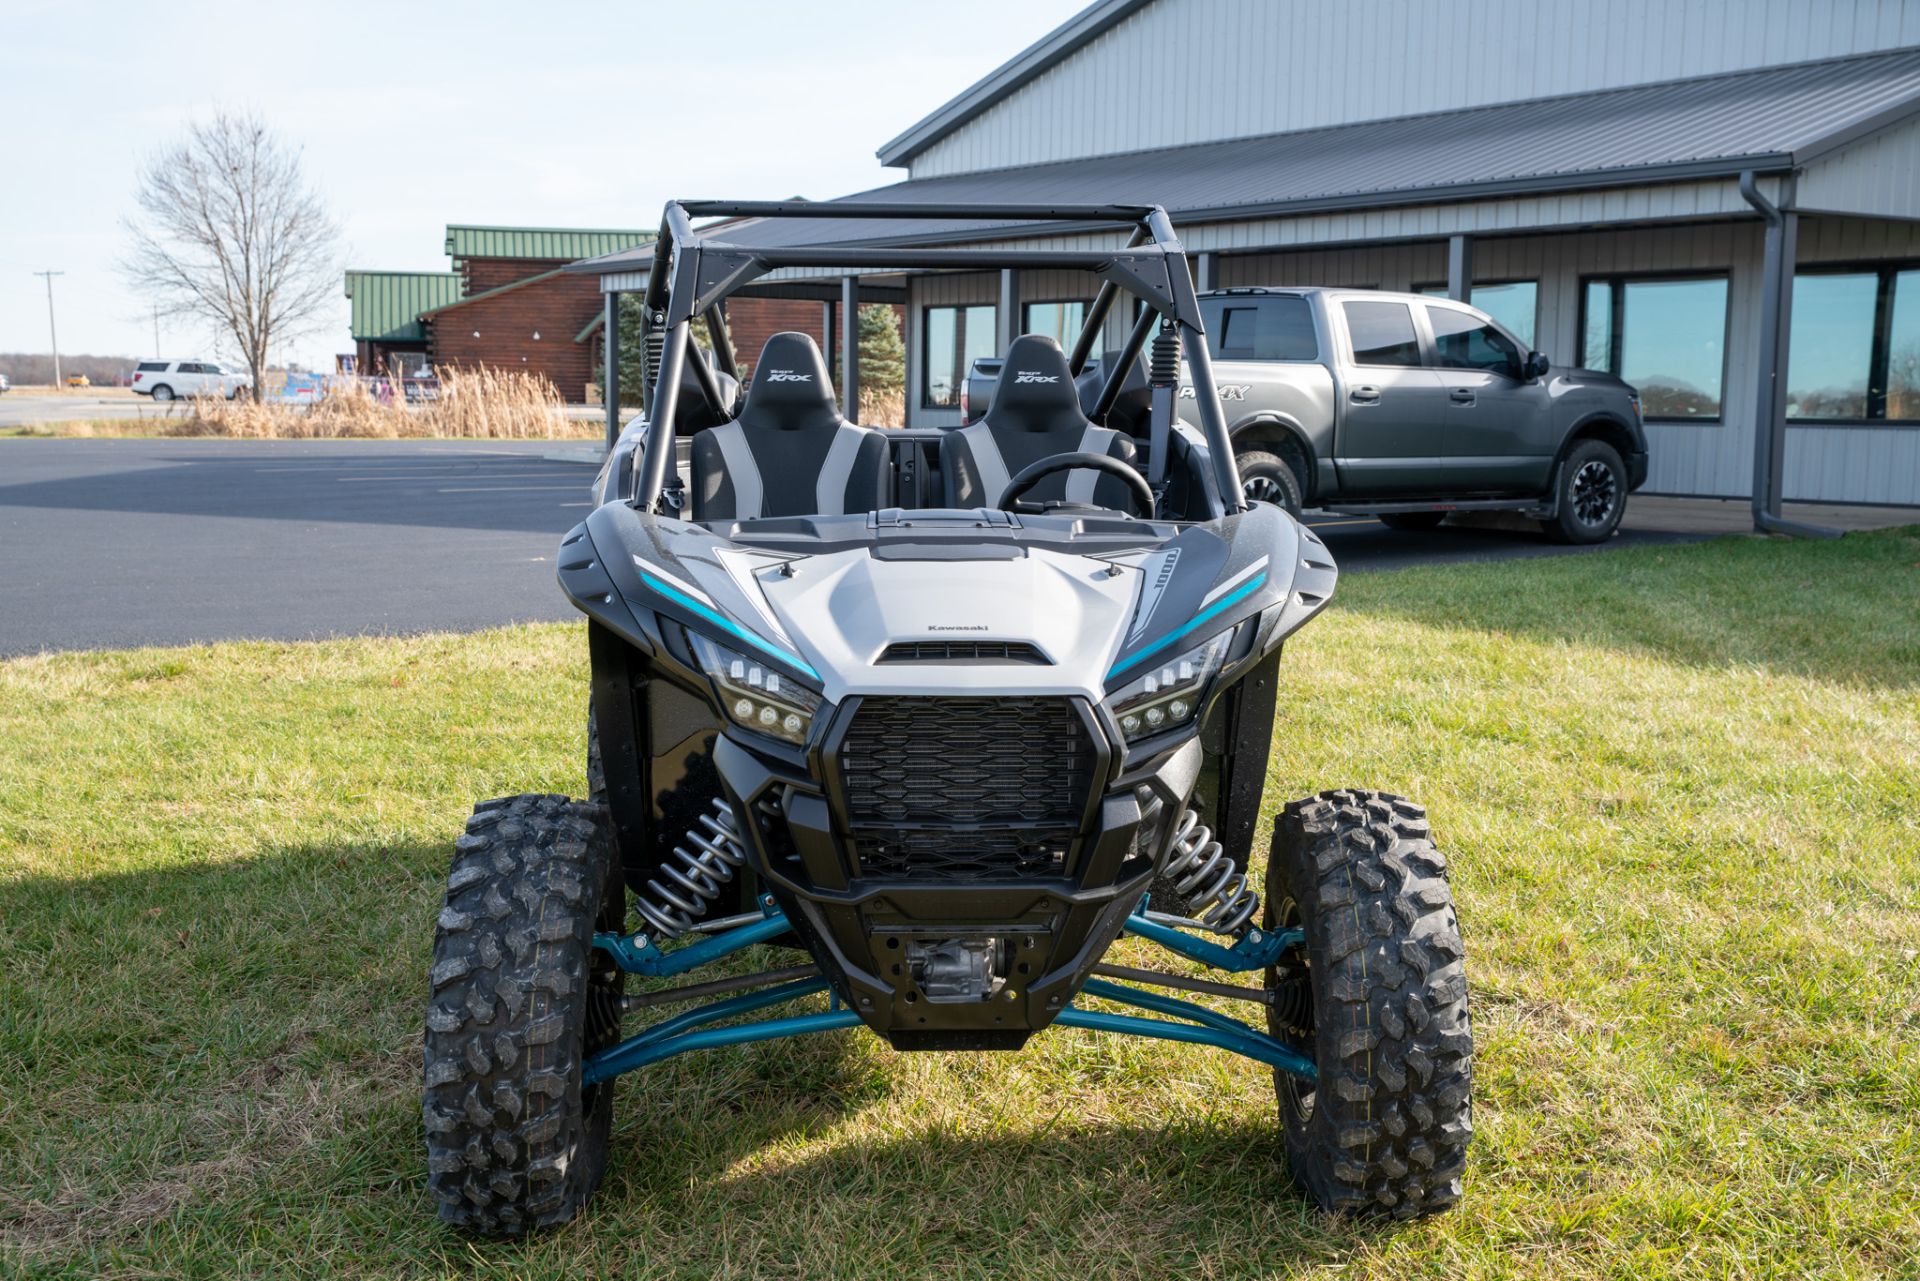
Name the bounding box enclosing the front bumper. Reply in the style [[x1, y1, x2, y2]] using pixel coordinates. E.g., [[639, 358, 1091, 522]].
[[711, 710, 1205, 1049]]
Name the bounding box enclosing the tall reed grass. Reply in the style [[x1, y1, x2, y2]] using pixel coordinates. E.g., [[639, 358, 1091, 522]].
[[168, 368, 597, 440]]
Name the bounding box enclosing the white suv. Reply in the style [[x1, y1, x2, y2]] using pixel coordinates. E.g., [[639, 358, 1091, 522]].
[[131, 359, 252, 401]]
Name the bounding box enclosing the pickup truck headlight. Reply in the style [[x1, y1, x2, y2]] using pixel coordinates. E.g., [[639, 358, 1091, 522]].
[[1107, 631, 1233, 742], [688, 632, 822, 746]]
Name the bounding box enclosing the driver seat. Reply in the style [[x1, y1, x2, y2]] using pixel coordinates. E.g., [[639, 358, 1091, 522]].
[[940, 334, 1137, 509], [689, 332, 889, 521]]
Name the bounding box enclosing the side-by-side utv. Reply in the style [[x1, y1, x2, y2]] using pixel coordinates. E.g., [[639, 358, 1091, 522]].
[[422, 201, 1472, 1234]]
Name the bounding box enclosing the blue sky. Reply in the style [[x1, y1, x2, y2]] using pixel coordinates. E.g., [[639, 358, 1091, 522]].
[[0, 0, 1089, 367]]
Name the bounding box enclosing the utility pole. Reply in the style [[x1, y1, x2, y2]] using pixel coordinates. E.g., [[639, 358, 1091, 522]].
[[34, 270, 64, 387], [152, 305, 160, 357]]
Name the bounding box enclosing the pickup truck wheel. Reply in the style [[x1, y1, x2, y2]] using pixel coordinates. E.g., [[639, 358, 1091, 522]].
[[1548, 440, 1627, 544], [1378, 512, 1447, 532], [1237, 449, 1304, 516]]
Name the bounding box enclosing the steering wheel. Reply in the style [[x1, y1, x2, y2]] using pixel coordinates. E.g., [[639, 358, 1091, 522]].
[[997, 451, 1155, 517]]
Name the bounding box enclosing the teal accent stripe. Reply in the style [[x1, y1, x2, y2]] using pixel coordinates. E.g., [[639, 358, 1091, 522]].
[[1108, 571, 1266, 681], [638, 570, 819, 680]]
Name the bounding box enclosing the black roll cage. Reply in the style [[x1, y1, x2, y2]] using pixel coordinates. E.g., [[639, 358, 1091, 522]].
[[629, 200, 1246, 519]]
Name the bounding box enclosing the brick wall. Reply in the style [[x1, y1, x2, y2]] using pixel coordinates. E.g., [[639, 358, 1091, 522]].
[[724, 300, 907, 377], [426, 272, 605, 402], [727, 299, 829, 374], [457, 256, 555, 294]]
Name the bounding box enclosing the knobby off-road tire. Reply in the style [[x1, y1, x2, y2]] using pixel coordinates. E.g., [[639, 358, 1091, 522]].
[[586, 710, 606, 807], [1266, 789, 1472, 1218], [423, 793, 626, 1234]]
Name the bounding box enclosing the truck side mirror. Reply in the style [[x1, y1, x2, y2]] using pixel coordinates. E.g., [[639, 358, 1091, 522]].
[[1525, 351, 1551, 380]]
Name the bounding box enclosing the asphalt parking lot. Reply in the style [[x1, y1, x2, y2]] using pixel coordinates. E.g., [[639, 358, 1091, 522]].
[[1, 438, 1901, 656]]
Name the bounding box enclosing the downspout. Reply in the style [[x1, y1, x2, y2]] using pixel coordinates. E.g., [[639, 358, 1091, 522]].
[[1738, 170, 1840, 539]]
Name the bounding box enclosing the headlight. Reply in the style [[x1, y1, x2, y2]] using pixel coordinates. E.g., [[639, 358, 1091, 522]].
[[1107, 630, 1233, 742], [688, 632, 822, 746]]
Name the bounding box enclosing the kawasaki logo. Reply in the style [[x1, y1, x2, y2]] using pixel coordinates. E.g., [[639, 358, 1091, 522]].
[[928, 624, 989, 632], [764, 369, 812, 382], [1013, 371, 1058, 384]]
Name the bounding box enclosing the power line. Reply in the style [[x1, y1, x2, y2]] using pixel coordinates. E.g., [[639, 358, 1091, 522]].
[[33, 271, 65, 386]]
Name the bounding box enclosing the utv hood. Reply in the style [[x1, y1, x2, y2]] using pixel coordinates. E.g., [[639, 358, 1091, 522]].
[[562, 505, 1336, 706]]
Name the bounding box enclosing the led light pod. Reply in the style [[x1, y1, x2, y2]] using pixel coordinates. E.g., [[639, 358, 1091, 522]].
[[1106, 630, 1233, 743], [688, 632, 822, 746]]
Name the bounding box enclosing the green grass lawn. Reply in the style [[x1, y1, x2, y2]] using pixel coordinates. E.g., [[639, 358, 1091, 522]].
[[2, 530, 1917, 1279]]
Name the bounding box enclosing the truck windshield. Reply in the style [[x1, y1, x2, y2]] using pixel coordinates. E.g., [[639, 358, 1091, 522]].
[[1199, 294, 1318, 361]]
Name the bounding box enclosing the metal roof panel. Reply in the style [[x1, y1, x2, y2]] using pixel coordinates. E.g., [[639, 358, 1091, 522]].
[[443, 225, 651, 261], [343, 271, 465, 341], [724, 48, 1920, 249]]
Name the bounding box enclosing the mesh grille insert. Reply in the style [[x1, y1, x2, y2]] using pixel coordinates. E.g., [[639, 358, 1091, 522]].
[[839, 696, 1094, 880]]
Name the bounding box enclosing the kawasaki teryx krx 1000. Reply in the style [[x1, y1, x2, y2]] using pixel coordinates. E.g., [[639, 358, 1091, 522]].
[[423, 201, 1472, 1234]]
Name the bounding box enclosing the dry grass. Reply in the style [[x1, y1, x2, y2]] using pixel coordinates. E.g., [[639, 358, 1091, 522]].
[[166, 368, 598, 440], [858, 386, 906, 427]]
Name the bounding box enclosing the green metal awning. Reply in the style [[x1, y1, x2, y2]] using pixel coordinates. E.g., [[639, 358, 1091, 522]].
[[444, 225, 651, 262], [344, 271, 464, 342]]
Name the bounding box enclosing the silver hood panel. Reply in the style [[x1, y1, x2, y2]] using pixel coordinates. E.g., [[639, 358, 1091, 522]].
[[572, 504, 1329, 709]]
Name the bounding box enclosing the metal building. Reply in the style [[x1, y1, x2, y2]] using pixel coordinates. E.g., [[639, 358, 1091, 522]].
[[585, 0, 1920, 513]]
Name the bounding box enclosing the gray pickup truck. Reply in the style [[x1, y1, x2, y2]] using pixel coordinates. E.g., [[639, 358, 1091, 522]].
[[965, 286, 1649, 543]]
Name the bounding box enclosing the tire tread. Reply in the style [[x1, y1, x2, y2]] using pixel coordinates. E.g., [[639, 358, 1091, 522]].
[[1270, 788, 1473, 1219]]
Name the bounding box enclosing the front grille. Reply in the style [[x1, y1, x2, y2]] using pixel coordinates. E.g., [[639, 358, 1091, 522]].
[[839, 696, 1095, 880], [877, 640, 1049, 665]]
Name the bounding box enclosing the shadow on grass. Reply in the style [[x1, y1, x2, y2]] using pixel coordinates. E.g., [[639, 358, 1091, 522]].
[[1, 834, 1397, 1275], [1, 835, 899, 1260], [1338, 526, 1920, 690], [578, 1112, 1380, 1275]]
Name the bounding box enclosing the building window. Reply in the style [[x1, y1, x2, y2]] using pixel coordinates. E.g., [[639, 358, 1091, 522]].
[[1022, 299, 1102, 357], [1199, 293, 1318, 361], [922, 304, 996, 409], [1788, 266, 1920, 422], [1416, 280, 1537, 348], [1580, 275, 1729, 420], [1342, 299, 1422, 367]]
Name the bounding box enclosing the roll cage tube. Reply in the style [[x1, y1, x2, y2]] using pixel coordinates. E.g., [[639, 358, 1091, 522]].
[[631, 199, 1245, 517]]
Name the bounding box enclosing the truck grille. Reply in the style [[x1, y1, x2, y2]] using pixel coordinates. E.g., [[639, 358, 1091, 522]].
[[838, 696, 1095, 880]]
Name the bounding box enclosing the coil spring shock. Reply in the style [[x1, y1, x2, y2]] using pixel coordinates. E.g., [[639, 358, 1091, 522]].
[[633, 798, 747, 938], [1163, 807, 1259, 935], [642, 310, 665, 395]]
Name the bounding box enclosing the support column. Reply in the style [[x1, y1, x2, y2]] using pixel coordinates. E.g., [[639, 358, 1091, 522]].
[[1446, 234, 1474, 303], [998, 268, 1020, 353], [1740, 172, 1836, 537], [1196, 251, 1218, 293], [822, 300, 836, 374], [840, 276, 860, 420], [602, 289, 619, 453]]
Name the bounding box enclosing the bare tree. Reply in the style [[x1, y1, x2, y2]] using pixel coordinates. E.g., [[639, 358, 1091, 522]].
[[123, 111, 339, 402]]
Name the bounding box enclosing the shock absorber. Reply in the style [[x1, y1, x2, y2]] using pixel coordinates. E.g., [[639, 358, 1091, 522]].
[[1161, 807, 1259, 935], [633, 798, 747, 938], [1144, 320, 1182, 491]]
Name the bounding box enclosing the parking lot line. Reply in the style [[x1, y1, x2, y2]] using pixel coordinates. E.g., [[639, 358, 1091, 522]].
[[436, 484, 592, 493]]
